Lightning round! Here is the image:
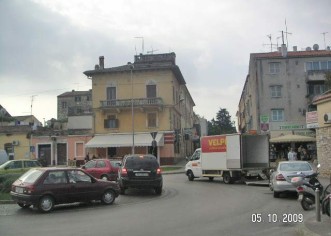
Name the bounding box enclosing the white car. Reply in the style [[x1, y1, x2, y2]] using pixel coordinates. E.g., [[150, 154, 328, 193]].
[[270, 161, 314, 198]]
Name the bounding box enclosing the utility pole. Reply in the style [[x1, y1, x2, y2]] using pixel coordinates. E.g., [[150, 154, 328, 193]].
[[29, 95, 37, 159]]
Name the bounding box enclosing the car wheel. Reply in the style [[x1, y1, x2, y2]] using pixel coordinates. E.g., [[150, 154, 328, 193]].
[[38, 195, 54, 213], [18, 203, 31, 209], [101, 175, 108, 181], [273, 191, 280, 198], [155, 186, 162, 195], [223, 172, 233, 184], [101, 189, 115, 205], [187, 171, 194, 181]]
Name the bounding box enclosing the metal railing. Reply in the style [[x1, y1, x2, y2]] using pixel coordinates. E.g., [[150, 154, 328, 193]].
[[100, 97, 163, 108]]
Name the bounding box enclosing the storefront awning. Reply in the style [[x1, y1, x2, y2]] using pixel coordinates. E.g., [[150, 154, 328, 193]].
[[269, 134, 316, 143], [85, 133, 164, 148]]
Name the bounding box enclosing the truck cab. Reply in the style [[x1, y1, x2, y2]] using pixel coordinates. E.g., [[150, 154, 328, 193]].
[[185, 148, 202, 180]]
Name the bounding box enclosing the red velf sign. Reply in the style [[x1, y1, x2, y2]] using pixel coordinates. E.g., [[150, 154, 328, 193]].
[[201, 136, 227, 153]]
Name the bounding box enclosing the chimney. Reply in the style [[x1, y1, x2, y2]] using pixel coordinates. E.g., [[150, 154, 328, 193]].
[[99, 56, 104, 69], [281, 44, 287, 57], [293, 46, 297, 52]]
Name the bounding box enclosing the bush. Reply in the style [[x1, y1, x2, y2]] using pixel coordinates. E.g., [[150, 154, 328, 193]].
[[0, 173, 22, 193]]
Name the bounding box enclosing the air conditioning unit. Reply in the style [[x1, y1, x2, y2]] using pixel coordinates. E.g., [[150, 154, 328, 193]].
[[12, 140, 20, 146], [324, 113, 331, 123]]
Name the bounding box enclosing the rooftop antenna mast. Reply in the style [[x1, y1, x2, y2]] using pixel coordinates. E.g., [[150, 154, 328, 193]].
[[263, 34, 275, 52], [284, 19, 292, 47], [134, 37, 144, 54], [321, 32, 328, 49]]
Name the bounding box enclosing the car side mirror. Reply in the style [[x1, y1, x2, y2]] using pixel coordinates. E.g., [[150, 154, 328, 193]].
[[81, 166, 86, 169]]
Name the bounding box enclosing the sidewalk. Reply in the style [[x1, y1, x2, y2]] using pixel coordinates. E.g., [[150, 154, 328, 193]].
[[299, 176, 331, 236], [161, 158, 186, 175]]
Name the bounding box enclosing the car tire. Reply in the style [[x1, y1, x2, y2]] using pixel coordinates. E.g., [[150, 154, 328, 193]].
[[155, 186, 162, 195], [273, 191, 280, 198], [223, 172, 233, 184], [38, 195, 54, 213], [187, 171, 194, 181], [101, 189, 115, 205], [18, 203, 31, 209]]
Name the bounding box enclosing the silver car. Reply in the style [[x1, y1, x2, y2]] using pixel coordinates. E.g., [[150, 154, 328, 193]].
[[270, 161, 314, 198]]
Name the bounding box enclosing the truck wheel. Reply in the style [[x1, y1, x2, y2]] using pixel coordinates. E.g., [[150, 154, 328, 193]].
[[187, 171, 194, 181], [223, 172, 233, 184]]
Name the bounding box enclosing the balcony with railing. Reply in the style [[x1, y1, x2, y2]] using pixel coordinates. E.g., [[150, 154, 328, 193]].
[[306, 70, 330, 82], [100, 97, 164, 112]]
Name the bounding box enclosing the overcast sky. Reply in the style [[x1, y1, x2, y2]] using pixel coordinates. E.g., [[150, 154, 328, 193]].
[[1, 0, 330, 125]]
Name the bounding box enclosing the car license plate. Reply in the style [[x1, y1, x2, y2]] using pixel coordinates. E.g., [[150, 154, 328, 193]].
[[135, 173, 148, 177], [16, 187, 24, 194], [298, 194, 303, 201]]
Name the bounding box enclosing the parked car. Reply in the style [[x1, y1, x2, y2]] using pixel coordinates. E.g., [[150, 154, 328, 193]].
[[82, 159, 121, 181], [118, 154, 162, 195], [10, 167, 120, 213], [0, 159, 41, 173], [270, 161, 314, 198]]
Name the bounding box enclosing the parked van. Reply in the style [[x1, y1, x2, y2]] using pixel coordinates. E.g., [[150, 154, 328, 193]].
[[0, 149, 8, 165]]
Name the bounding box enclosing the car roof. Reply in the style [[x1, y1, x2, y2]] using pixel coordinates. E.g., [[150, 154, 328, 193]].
[[278, 161, 311, 164], [33, 167, 81, 171]]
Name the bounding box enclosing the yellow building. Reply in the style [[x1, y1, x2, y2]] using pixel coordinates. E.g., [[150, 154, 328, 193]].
[[84, 53, 195, 164]]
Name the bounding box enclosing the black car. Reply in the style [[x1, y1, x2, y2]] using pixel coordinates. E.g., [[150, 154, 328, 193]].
[[10, 167, 120, 213], [118, 154, 163, 195]]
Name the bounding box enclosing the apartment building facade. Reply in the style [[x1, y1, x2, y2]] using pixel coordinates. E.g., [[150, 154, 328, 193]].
[[83, 53, 195, 164], [238, 44, 331, 159]]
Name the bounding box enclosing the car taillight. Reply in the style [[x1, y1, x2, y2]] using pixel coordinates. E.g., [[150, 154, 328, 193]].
[[121, 168, 128, 176], [276, 174, 286, 181], [24, 185, 35, 194], [157, 168, 162, 175], [297, 186, 304, 192]]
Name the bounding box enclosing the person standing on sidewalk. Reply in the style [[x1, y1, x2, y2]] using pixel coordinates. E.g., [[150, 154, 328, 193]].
[[288, 148, 297, 161]]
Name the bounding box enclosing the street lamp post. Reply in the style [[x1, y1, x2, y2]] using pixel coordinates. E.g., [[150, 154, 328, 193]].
[[129, 63, 135, 154]]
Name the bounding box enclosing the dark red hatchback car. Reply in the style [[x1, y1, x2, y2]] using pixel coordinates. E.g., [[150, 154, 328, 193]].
[[82, 159, 121, 181], [10, 167, 120, 213]]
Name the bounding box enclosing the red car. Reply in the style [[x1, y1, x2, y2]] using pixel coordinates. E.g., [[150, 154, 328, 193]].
[[82, 159, 121, 181], [10, 167, 120, 213]]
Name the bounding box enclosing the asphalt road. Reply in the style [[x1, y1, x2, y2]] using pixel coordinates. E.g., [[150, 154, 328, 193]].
[[0, 174, 318, 236]]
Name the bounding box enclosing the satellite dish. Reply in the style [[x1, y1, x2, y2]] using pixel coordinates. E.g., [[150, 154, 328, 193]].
[[313, 44, 319, 51]]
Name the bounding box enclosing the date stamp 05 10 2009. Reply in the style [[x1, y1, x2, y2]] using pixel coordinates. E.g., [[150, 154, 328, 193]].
[[251, 213, 304, 223]]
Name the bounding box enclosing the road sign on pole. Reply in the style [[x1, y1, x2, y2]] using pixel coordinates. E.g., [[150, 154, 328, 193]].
[[150, 132, 157, 140]]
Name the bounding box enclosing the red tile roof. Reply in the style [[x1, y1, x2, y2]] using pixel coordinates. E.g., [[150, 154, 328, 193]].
[[252, 50, 331, 59]]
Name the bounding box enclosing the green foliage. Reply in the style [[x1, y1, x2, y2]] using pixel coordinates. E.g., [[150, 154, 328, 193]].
[[324, 72, 331, 90], [208, 108, 237, 135], [0, 173, 22, 193]]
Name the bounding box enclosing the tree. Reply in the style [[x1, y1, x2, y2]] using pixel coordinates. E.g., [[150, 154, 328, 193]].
[[208, 108, 237, 135], [325, 71, 331, 91]]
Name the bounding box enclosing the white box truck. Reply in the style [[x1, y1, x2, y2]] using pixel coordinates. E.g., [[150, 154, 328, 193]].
[[185, 133, 269, 184]]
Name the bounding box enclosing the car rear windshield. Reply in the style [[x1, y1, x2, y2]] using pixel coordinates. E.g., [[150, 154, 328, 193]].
[[19, 169, 44, 183], [125, 156, 159, 170], [279, 162, 312, 172]]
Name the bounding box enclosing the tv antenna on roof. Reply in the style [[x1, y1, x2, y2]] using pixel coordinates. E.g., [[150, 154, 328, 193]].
[[147, 47, 159, 54], [263, 34, 276, 52], [134, 37, 144, 54], [321, 32, 328, 49], [283, 18, 292, 47]]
